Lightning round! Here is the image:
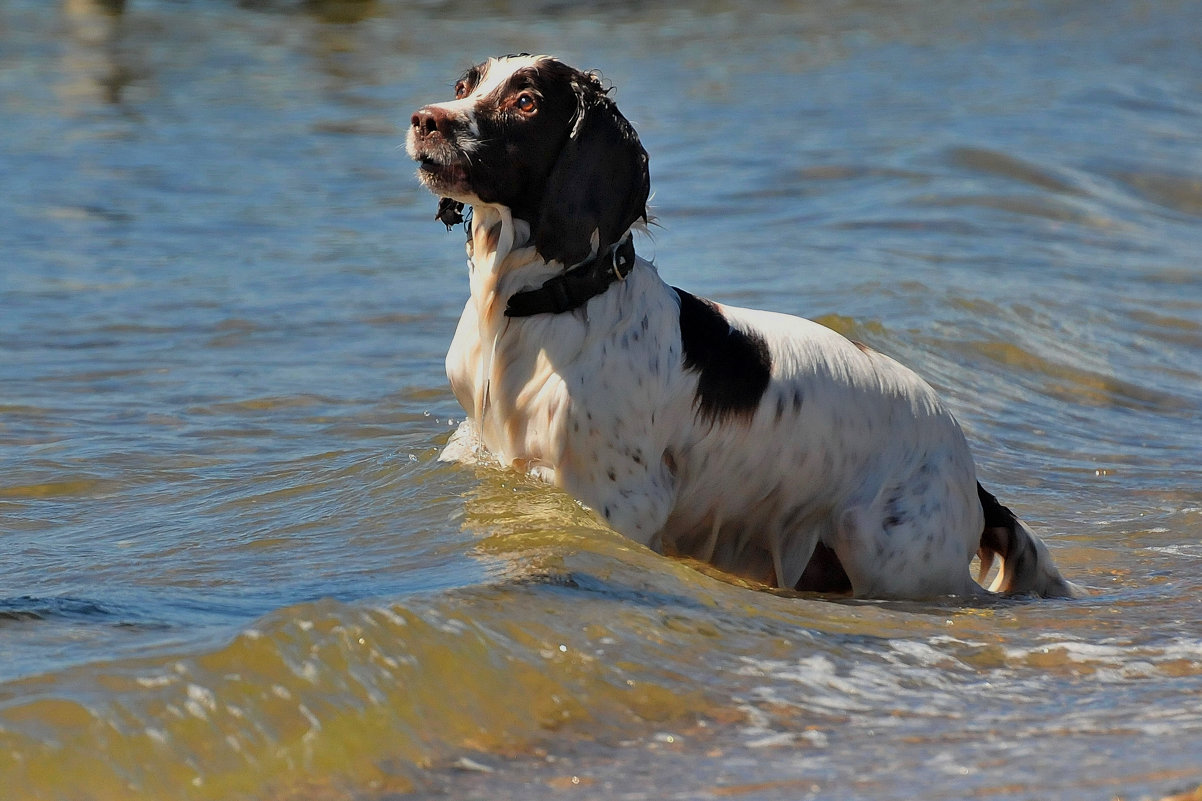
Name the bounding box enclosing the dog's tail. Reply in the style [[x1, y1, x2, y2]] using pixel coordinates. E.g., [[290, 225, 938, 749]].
[[976, 482, 1083, 598]]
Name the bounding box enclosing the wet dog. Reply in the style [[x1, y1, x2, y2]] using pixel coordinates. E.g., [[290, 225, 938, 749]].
[[407, 54, 1078, 599]]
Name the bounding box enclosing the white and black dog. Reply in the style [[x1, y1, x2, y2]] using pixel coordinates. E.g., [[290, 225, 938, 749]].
[[407, 54, 1078, 600]]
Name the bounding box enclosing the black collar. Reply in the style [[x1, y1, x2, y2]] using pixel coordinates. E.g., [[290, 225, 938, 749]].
[[504, 236, 637, 318]]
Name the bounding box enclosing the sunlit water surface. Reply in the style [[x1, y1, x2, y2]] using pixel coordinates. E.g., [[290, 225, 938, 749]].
[[2, 1, 1201, 799]]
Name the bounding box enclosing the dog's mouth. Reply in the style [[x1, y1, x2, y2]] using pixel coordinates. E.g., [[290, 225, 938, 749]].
[[419, 157, 465, 180], [416, 155, 469, 192]]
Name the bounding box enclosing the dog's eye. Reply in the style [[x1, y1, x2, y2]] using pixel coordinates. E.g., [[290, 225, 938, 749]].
[[454, 80, 470, 99], [516, 93, 537, 114]]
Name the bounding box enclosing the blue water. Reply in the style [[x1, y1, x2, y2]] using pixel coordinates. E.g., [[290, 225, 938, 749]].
[[2, 1, 1201, 799]]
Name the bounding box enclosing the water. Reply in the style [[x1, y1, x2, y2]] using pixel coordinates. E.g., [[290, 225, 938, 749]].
[[2, 0, 1201, 798]]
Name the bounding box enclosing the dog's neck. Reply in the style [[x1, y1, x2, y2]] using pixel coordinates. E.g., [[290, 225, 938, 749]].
[[505, 235, 636, 318], [462, 204, 635, 328]]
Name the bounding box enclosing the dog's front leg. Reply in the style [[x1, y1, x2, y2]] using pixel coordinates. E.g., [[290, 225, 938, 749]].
[[557, 444, 679, 552]]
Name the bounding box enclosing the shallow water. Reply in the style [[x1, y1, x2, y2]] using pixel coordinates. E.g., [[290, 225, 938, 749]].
[[2, 0, 1202, 799]]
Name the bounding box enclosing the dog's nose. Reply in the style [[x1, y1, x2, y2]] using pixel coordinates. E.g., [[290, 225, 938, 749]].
[[411, 106, 453, 138]]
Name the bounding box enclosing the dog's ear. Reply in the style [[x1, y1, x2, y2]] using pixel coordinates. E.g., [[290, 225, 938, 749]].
[[534, 80, 650, 268]]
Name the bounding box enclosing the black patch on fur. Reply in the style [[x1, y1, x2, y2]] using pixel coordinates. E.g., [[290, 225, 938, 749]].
[[978, 482, 1015, 549], [674, 288, 772, 422], [532, 70, 650, 268], [978, 481, 1039, 591]]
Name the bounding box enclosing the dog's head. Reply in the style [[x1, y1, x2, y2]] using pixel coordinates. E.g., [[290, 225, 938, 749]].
[[407, 55, 650, 268]]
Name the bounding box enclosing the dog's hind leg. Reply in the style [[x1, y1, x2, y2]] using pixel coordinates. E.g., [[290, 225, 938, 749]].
[[769, 526, 822, 592], [829, 476, 983, 600]]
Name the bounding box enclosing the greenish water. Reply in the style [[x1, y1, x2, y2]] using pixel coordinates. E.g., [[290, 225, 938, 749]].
[[2, 1, 1201, 799]]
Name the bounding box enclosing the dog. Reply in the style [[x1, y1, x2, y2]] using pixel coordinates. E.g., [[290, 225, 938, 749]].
[[406, 54, 1079, 600]]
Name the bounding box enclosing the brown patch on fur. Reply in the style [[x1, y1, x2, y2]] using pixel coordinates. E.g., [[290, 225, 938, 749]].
[[852, 340, 874, 355], [481, 220, 502, 253]]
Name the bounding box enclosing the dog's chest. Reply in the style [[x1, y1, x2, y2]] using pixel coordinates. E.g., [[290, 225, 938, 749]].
[[446, 267, 687, 479]]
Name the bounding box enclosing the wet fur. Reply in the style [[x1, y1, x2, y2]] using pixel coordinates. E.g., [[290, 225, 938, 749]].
[[407, 54, 1078, 600]]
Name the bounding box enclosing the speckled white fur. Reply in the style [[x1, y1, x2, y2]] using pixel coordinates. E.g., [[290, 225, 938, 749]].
[[441, 202, 986, 598]]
